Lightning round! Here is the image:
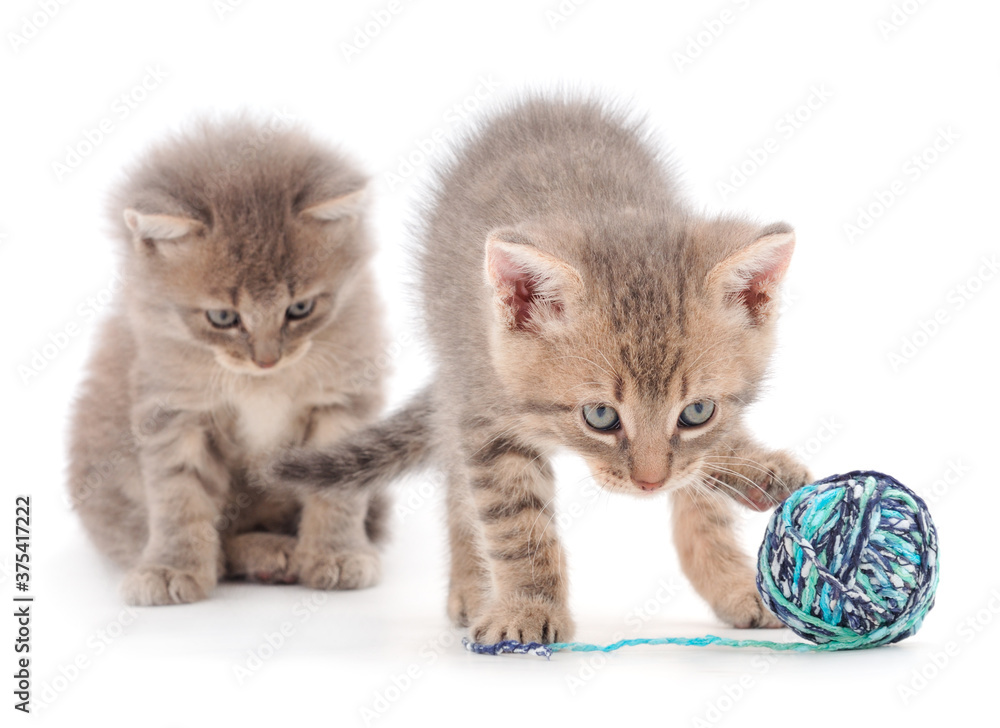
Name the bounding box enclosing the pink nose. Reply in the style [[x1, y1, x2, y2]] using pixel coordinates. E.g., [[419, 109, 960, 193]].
[[633, 479, 665, 492], [255, 358, 278, 369]]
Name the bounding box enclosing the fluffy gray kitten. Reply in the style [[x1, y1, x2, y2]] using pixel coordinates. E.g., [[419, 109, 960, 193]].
[[277, 97, 811, 642], [68, 117, 389, 605]]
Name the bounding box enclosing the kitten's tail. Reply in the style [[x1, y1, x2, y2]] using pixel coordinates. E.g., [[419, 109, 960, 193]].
[[273, 388, 434, 492]]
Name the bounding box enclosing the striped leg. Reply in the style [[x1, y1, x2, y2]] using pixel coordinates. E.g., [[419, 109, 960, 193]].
[[121, 412, 229, 606], [464, 434, 574, 644]]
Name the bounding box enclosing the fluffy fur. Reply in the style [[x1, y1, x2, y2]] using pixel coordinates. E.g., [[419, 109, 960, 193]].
[[276, 97, 811, 641], [68, 117, 390, 605]]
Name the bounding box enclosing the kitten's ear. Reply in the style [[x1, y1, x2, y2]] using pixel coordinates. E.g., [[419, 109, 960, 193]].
[[484, 229, 584, 332], [301, 189, 366, 222], [707, 226, 795, 325], [123, 209, 204, 251]]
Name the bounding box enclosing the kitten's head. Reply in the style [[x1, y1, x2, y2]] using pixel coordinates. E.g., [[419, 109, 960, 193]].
[[113, 117, 371, 375], [484, 215, 795, 497]]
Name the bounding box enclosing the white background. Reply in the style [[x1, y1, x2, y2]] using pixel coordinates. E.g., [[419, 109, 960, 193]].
[[2, 0, 998, 725]]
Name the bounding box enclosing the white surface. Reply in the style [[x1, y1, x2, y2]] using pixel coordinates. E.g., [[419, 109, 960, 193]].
[[2, 0, 998, 725]]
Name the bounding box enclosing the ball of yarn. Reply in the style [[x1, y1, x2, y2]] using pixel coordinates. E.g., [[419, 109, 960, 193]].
[[757, 470, 939, 649]]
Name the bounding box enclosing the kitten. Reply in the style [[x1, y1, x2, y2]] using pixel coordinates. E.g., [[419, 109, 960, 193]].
[[67, 116, 390, 606], [275, 97, 811, 642]]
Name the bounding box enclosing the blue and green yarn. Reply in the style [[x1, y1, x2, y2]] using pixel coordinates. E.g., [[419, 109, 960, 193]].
[[464, 470, 940, 658]]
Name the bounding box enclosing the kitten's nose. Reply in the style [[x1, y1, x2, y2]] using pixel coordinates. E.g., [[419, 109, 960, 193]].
[[251, 341, 281, 370], [632, 478, 665, 492]]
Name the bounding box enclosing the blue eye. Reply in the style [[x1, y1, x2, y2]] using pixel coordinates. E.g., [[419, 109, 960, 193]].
[[582, 404, 620, 431], [286, 299, 315, 320], [679, 400, 715, 427], [206, 309, 239, 328]]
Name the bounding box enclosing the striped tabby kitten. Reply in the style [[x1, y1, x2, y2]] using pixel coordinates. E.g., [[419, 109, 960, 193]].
[[276, 98, 810, 642], [68, 118, 389, 605]]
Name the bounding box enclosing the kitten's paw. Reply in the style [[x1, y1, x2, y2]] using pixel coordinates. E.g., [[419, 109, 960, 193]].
[[747, 451, 812, 511], [225, 532, 298, 584], [714, 586, 782, 629], [713, 450, 812, 512], [291, 547, 381, 590], [470, 595, 575, 644], [448, 581, 486, 628], [121, 564, 215, 606]]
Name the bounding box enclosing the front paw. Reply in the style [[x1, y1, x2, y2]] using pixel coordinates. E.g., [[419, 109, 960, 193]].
[[714, 584, 783, 629], [713, 450, 812, 512], [749, 451, 812, 511], [470, 594, 574, 644], [225, 532, 298, 584], [290, 546, 381, 590], [121, 564, 216, 606]]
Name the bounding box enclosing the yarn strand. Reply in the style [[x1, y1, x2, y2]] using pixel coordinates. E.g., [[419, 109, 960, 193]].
[[462, 634, 853, 659]]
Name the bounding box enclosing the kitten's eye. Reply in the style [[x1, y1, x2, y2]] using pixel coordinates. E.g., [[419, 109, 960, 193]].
[[678, 400, 715, 427], [582, 404, 621, 432], [286, 299, 315, 320], [206, 309, 239, 329]]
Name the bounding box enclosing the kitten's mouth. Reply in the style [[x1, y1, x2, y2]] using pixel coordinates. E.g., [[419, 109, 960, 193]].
[[595, 466, 701, 499]]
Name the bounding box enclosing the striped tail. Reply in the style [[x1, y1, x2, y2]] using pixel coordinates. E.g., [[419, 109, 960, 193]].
[[273, 388, 434, 492]]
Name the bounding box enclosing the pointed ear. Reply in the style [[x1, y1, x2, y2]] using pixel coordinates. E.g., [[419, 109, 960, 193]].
[[484, 229, 584, 332], [301, 189, 366, 222], [123, 209, 204, 251], [707, 228, 795, 325]]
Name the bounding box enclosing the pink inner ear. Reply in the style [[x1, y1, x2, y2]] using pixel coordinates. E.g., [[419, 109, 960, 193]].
[[511, 277, 534, 326], [732, 240, 794, 324], [490, 249, 554, 330]]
